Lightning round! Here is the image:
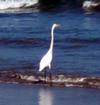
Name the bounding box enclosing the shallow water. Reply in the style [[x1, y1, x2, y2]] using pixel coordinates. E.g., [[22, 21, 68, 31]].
[[0, 8, 100, 76], [0, 5, 100, 105], [0, 83, 100, 105]]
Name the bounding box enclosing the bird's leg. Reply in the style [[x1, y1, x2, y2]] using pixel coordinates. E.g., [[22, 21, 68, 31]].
[[49, 71, 52, 86], [44, 68, 47, 83]]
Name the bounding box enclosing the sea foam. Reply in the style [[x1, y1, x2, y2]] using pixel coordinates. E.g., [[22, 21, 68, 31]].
[[0, 0, 39, 10]]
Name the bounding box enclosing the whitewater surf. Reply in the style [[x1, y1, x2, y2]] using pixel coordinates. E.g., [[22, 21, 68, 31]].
[[0, 0, 39, 11]]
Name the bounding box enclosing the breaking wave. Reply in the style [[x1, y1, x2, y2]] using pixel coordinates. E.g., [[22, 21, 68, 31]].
[[0, 0, 39, 11], [0, 0, 99, 12]]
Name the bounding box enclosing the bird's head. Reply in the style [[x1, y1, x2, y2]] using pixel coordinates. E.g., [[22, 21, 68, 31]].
[[52, 23, 60, 29]]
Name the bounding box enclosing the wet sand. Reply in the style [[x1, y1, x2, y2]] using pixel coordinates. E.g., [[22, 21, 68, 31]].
[[0, 70, 100, 89]]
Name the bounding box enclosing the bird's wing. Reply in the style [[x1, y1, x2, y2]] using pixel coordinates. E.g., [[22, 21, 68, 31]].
[[39, 51, 52, 71]]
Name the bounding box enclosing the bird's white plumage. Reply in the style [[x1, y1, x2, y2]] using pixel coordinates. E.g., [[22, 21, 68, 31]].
[[39, 49, 52, 71], [39, 24, 59, 72]]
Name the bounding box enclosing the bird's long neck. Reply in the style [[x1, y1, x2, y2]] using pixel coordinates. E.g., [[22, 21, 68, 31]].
[[49, 26, 55, 52]]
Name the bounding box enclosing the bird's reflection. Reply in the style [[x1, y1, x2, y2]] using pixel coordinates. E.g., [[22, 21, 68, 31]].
[[38, 88, 54, 105]]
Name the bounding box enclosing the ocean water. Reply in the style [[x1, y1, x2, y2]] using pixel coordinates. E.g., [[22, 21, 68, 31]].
[[0, 83, 100, 105], [0, 8, 100, 76], [0, 5, 100, 105]]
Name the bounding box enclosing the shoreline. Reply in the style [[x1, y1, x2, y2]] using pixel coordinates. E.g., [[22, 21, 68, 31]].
[[0, 70, 100, 89]]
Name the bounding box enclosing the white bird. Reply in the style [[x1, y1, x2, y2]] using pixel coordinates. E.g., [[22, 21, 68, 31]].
[[39, 24, 60, 73]]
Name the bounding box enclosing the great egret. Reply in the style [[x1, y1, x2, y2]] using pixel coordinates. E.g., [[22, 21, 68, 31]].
[[39, 23, 60, 81]]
